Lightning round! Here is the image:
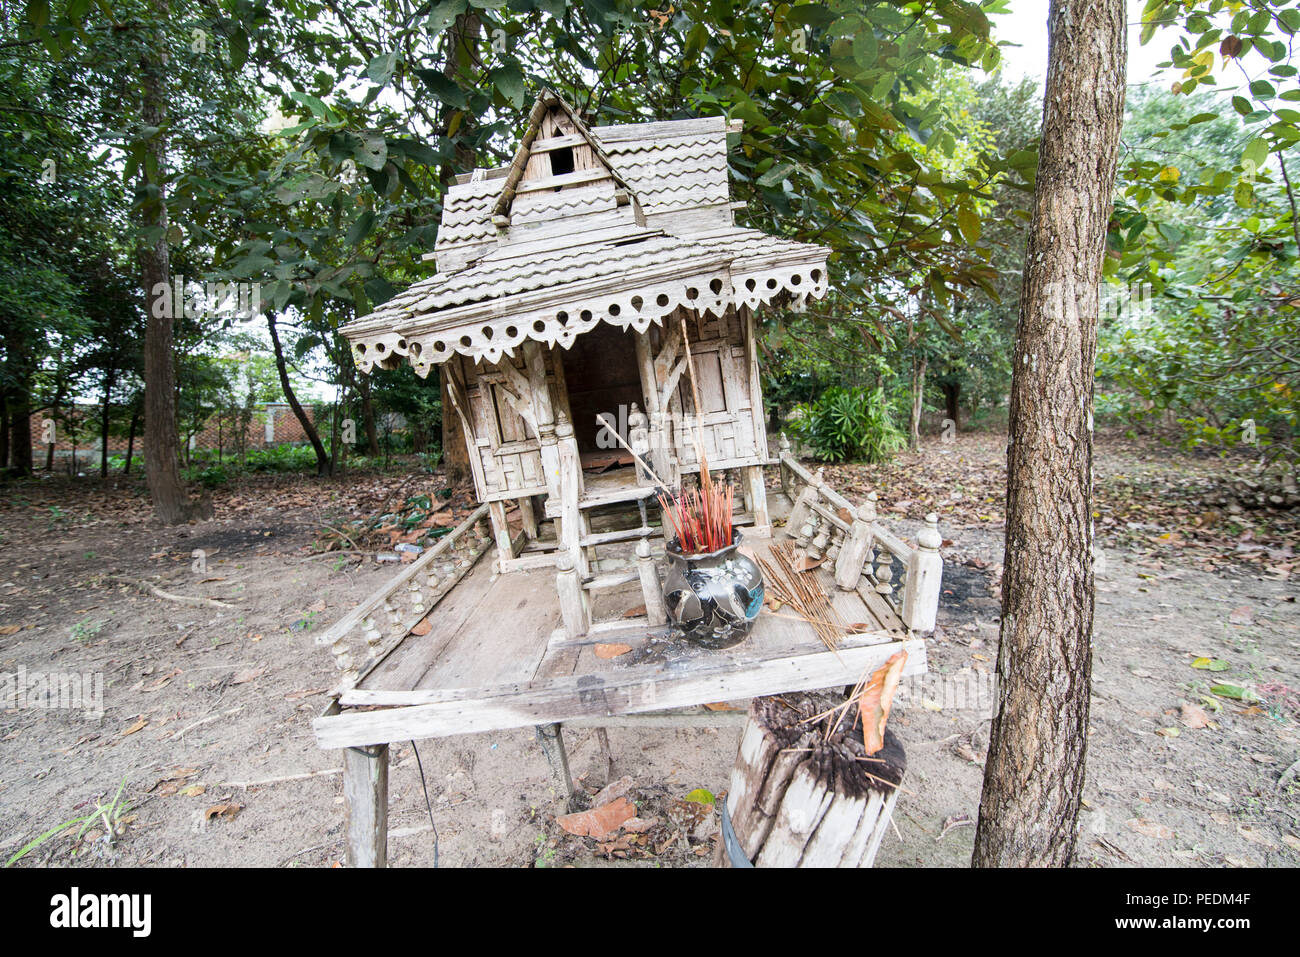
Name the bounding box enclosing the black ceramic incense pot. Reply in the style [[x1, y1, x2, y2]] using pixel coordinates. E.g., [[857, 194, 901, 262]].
[[662, 529, 764, 649]]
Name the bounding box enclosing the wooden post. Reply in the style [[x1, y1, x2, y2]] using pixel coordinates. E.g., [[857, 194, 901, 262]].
[[834, 494, 877, 591], [636, 537, 666, 625], [344, 744, 389, 868], [718, 693, 905, 868], [556, 551, 590, 638], [487, 500, 514, 556], [535, 723, 577, 810], [555, 415, 585, 574], [742, 464, 770, 536], [518, 495, 538, 539], [902, 512, 943, 633], [787, 483, 818, 542]]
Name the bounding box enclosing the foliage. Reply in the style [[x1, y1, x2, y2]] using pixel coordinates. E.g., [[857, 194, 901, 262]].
[[792, 386, 907, 463]]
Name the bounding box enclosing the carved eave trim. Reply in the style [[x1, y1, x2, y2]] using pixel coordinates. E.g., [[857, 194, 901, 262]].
[[347, 252, 829, 375]]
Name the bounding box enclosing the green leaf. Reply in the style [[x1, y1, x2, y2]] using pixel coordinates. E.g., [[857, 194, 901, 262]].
[[1242, 136, 1269, 171], [684, 788, 715, 805], [1232, 95, 1253, 115], [366, 51, 399, 86], [758, 162, 795, 188], [229, 28, 249, 71], [427, 0, 467, 33], [493, 63, 527, 108], [1191, 657, 1230, 671], [346, 209, 375, 246], [355, 133, 388, 170], [957, 204, 981, 245], [787, 4, 837, 28], [1209, 683, 1258, 701], [25, 0, 50, 31], [289, 91, 331, 121]]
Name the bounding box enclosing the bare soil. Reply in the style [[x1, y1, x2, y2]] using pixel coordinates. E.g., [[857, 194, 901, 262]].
[[0, 433, 1296, 868]]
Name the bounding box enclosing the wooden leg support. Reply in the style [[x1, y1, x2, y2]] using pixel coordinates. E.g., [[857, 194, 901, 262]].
[[596, 727, 615, 785], [344, 743, 389, 868], [535, 723, 577, 810]]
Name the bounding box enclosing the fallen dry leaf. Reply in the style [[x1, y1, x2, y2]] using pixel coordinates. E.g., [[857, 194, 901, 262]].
[[1229, 605, 1254, 625], [621, 604, 647, 619], [179, 784, 207, 797], [556, 796, 636, 839], [204, 803, 243, 822], [410, 617, 432, 636], [0, 625, 21, 636], [702, 701, 742, 711], [284, 688, 327, 701], [594, 643, 632, 659], [120, 718, 148, 737], [231, 667, 267, 685], [1179, 703, 1214, 729], [858, 650, 908, 755], [1127, 818, 1174, 839]]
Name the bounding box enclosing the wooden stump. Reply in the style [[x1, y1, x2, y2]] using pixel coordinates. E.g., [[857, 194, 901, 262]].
[[717, 692, 906, 868]]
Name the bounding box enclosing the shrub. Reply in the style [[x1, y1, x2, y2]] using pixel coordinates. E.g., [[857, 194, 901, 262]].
[[793, 386, 907, 463]]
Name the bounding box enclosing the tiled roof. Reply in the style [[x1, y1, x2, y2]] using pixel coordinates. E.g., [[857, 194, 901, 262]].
[[344, 108, 830, 368]]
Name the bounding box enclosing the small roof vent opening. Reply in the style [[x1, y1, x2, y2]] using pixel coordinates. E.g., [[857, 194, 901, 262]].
[[550, 146, 575, 177]]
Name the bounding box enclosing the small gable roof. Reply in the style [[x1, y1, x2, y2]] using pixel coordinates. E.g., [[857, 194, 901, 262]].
[[342, 92, 830, 373]]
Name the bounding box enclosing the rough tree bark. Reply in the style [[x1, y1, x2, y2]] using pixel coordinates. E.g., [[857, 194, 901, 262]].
[[972, 0, 1126, 867], [437, 12, 481, 485], [139, 0, 197, 524]]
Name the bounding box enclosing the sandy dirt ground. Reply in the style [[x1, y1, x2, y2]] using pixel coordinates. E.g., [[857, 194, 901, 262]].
[[0, 433, 1296, 867]]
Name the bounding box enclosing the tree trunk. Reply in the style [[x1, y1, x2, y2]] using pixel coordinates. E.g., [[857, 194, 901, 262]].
[[3, 325, 34, 476], [717, 692, 906, 868], [440, 372, 469, 482], [124, 404, 139, 474], [139, 2, 195, 524], [436, 13, 480, 485], [941, 381, 961, 430], [972, 0, 1126, 868], [0, 398, 9, 470], [266, 312, 331, 476], [909, 355, 928, 449], [359, 375, 380, 457], [100, 368, 115, 478]]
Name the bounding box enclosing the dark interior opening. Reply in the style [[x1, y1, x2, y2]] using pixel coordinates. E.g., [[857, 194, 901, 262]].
[[560, 323, 643, 459], [549, 146, 575, 177]]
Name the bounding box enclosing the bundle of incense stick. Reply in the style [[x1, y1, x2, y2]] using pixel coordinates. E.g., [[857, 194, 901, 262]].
[[657, 316, 735, 556], [757, 541, 845, 652], [658, 482, 734, 555]]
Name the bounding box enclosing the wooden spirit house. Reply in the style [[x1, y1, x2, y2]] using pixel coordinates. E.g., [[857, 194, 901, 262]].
[[317, 91, 944, 867], [342, 90, 830, 580]]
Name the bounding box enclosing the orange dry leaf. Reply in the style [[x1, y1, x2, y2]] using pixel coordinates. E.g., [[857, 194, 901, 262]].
[[556, 796, 636, 839], [594, 643, 632, 659], [858, 650, 908, 756], [120, 717, 148, 737], [410, 617, 432, 636], [702, 702, 742, 712], [204, 803, 243, 822]]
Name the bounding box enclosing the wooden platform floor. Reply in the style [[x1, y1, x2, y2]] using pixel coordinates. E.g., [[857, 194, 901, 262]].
[[314, 533, 924, 750]]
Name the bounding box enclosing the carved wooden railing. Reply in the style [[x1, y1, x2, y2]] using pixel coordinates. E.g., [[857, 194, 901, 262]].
[[315, 503, 492, 693], [777, 436, 943, 633]]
